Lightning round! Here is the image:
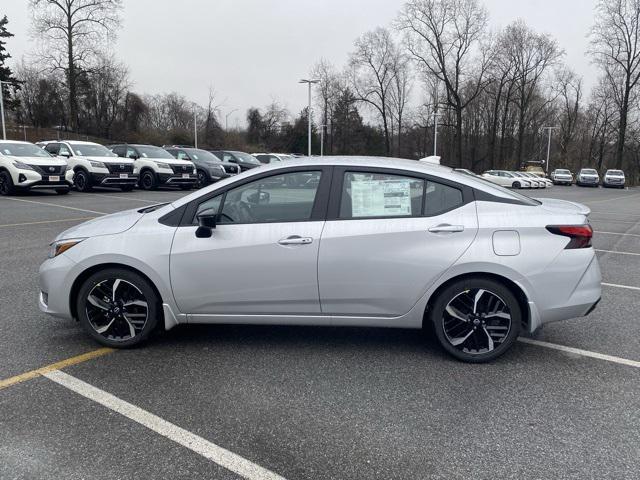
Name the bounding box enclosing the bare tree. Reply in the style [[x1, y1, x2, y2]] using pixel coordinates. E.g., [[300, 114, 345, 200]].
[[348, 27, 398, 155], [590, 0, 640, 169], [555, 68, 583, 166], [389, 51, 412, 155], [29, 0, 123, 131], [397, 0, 490, 166], [311, 58, 342, 154], [503, 20, 563, 166]]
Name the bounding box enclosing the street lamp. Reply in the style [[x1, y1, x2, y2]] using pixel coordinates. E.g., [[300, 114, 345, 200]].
[[299, 79, 319, 157], [542, 126, 558, 172], [225, 108, 238, 131]]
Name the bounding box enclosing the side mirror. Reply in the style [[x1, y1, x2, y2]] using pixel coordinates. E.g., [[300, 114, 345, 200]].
[[195, 208, 218, 238], [59, 152, 70, 158], [128, 153, 139, 160]]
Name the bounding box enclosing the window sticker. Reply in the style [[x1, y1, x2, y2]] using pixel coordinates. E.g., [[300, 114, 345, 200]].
[[351, 178, 412, 217]]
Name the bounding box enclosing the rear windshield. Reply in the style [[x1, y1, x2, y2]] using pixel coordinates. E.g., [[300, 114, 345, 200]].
[[451, 171, 541, 206]]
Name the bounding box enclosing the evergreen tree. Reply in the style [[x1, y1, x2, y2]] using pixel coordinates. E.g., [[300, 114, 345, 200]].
[[0, 15, 20, 110]]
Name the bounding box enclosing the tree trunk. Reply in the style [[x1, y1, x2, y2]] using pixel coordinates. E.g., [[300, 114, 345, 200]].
[[615, 89, 629, 169], [66, 17, 78, 132], [455, 107, 463, 167]]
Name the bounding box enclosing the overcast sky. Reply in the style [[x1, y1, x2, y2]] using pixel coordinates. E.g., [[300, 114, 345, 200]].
[[3, 0, 599, 127]]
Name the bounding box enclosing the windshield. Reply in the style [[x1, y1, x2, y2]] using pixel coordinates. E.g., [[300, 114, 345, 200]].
[[581, 169, 597, 174], [231, 151, 261, 164], [185, 149, 222, 163], [70, 143, 117, 157], [0, 142, 52, 158], [606, 170, 624, 175], [136, 146, 174, 159], [556, 169, 570, 174]]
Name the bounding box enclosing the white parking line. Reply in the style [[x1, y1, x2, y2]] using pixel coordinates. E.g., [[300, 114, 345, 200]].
[[595, 249, 640, 256], [518, 338, 640, 368], [602, 282, 640, 292], [583, 192, 640, 204], [0, 197, 107, 215], [594, 231, 640, 238], [43, 370, 287, 480]]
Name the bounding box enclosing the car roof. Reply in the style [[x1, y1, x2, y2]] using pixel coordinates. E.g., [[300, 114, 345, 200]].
[[0, 140, 32, 145]]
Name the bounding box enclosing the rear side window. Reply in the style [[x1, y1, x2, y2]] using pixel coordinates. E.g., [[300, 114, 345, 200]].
[[424, 181, 463, 216], [340, 172, 424, 219]]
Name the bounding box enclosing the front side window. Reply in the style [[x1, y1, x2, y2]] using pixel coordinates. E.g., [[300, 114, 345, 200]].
[[340, 172, 424, 219], [58, 144, 72, 156], [45, 143, 60, 155], [196, 171, 322, 224]]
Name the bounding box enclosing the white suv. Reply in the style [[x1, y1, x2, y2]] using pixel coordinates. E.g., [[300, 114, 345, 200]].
[[602, 169, 625, 188], [481, 170, 531, 189], [0, 140, 74, 195], [41, 140, 138, 192], [109, 144, 197, 190]]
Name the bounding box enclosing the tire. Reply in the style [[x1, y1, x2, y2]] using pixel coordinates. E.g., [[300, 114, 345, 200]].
[[140, 170, 157, 190], [512, 181, 521, 189], [55, 188, 70, 195], [76, 268, 160, 348], [74, 170, 93, 192], [0, 171, 15, 195], [196, 169, 209, 188], [430, 277, 521, 363], [120, 185, 135, 192]]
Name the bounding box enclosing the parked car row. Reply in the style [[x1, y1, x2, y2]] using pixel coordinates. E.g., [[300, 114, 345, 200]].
[[0, 139, 289, 195], [550, 168, 626, 188], [480, 170, 552, 189]]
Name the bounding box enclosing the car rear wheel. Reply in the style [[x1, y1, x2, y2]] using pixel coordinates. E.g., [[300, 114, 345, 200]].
[[77, 268, 160, 348], [0, 171, 15, 195], [74, 170, 92, 192], [512, 181, 521, 189], [430, 277, 521, 363], [140, 170, 158, 190]]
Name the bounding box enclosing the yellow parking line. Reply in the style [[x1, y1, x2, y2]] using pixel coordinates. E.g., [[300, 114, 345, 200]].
[[0, 217, 96, 228], [0, 348, 113, 391]]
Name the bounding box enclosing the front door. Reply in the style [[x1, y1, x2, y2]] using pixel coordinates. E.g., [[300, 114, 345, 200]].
[[318, 169, 478, 317], [170, 169, 329, 315]]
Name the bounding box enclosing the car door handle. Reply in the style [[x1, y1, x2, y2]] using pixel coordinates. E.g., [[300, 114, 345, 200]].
[[278, 235, 313, 245], [428, 224, 464, 233]]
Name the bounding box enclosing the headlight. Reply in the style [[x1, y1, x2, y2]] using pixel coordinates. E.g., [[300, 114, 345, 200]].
[[48, 239, 85, 259], [89, 160, 106, 168], [13, 161, 35, 171], [155, 162, 171, 169]]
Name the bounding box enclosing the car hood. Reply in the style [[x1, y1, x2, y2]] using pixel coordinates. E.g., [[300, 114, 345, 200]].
[[536, 198, 591, 216], [2, 155, 67, 166], [81, 156, 135, 164], [55, 207, 145, 241]]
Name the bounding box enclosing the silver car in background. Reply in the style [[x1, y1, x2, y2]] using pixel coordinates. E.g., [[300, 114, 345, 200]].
[[38, 157, 601, 363]]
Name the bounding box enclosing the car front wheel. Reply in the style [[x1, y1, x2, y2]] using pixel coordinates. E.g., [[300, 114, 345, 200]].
[[77, 268, 160, 348], [74, 170, 92, 192], [196, 169, 209, 188], [140, 170, 158, 190], [430, 277, 521, 363], [0, 171, 15, 195]]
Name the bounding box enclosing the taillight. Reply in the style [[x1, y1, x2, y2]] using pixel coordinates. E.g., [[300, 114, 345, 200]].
[[546, 225, 593, 249]]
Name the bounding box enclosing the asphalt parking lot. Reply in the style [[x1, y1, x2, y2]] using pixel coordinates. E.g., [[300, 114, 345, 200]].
[[1, 184, 639, 480]]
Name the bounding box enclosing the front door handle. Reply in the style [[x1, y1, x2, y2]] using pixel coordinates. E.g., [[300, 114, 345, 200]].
[[428, 224, 464, 233], [278, 235, 313, 245]]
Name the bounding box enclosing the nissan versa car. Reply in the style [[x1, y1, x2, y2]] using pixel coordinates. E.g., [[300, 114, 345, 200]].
[[602, 169, 625, 188], [109, 144, 197, 190], [43, 140, 138, 192], [576, 168, 600, 187], [39, 157, 601, 363], [0, 140, 74, 195]]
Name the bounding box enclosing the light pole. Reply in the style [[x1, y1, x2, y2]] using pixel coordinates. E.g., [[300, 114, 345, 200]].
[[194, 111, 198, 148], [542, 126, 558, 172], [225, 108, 238, 131], [433, 107, 441, 156], [299, 79, 319, 156]]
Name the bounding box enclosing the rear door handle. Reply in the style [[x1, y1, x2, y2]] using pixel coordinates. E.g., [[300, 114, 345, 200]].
[[428, 224, 464, 233], [278, 235, 313, 245]]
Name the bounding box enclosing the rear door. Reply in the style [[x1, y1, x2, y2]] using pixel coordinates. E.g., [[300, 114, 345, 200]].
[[318, 167, 478, 317]]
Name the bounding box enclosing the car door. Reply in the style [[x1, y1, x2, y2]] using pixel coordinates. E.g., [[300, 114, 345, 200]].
[[170, 166, 331, 315], [318, 167, 478, 317]]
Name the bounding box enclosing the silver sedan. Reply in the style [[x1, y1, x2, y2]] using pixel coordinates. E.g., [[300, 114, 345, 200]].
[[39, 157, 601, 362]]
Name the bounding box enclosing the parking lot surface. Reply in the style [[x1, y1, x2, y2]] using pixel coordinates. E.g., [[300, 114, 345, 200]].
[[1, 185, 639, 479]]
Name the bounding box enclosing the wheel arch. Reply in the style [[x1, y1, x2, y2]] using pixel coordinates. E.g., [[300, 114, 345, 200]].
[[69, 262, 165, 325], [424, 272, 530, 331]]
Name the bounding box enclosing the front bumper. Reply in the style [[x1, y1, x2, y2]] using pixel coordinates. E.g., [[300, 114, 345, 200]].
[[603, 178, 625, 187], [39, 253, 77, 320], [90, 172, 139, 186], [158, 173, 198, 185], [16, 169, 74, 189]]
